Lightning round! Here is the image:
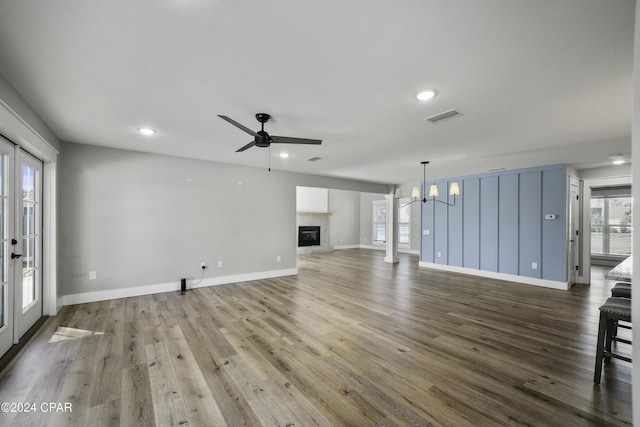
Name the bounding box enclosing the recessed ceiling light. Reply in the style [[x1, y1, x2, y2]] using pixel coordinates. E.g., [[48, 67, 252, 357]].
[[279, 152, 290, 159], [138, 127, 156, 135], [609, 154, 626, 165], [415, 89, 437, 101]]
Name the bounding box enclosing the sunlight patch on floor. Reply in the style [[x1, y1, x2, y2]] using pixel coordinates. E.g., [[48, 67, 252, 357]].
[[48, 326, 104, 343]]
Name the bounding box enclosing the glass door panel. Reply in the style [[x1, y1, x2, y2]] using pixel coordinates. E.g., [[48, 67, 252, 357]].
[[16, 151, 42, 337]]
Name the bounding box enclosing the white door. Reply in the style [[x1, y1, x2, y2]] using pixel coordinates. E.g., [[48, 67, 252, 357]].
[[15, 150, 42, 338], [0, 137, 15, 356], [568, 176, 580, 286], [0, 142, 43, 356]]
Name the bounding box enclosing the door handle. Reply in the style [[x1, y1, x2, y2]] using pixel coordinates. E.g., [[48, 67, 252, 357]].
[[11, 253, 22, 259]]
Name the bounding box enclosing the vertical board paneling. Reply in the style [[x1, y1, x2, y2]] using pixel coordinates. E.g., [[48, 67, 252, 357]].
[[419, 165, 567, 285], [462, 178, 480, 269], [448, 180, 463, 267], [480, 176, 499, 272], [541, 169, 567, 281], [434, 180, 448, 264], [498, 174, 519, 275], [518, 171, 541, 278], [421, 183, 434, 262]]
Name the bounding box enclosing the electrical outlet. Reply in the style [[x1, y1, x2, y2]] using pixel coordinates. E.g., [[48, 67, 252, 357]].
[[437, 251, 441, 258], [217, 260, 223, 268], [200, 262, 206, 269], [532, 262, 538, 270], [423, 229, 430, 235], [89, 271, 96, 280], [276, 255, 281, 262]]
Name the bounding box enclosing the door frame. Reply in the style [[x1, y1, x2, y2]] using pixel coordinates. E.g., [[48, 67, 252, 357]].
[[580, 175, 633, 285], [567, 175, 580, 286], [0, 97, 58, 318], [0, 137, 15, 354]]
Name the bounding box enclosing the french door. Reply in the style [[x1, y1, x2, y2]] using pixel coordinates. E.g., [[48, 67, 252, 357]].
[[0, 137, 42, 357]]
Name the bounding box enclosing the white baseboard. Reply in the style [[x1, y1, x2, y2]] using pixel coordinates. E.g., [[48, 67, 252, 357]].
[[334, 245, 419, 255], [399, 248, 420, 255], [61, 268, 298, 306], [358, 244, 385, 251], [418, 262, 569, 290], [332, 244, 361, 250]]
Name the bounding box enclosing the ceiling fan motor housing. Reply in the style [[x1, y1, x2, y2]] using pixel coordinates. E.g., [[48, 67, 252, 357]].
[[255, 130, 271, 147], [255, 113, 271, 123]]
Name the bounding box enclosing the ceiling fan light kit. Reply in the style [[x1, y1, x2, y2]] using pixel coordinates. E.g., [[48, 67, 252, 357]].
[[399, 161, 461, 208]]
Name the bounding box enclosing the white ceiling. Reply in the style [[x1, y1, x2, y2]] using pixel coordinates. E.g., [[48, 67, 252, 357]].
[[0, 0, 634, 185]]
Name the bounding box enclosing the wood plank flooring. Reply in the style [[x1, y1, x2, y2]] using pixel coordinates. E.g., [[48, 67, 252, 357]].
[[0, 249, 632, 426]]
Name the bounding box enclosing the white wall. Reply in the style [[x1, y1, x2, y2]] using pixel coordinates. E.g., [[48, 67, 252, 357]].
[[579, 164, 632, 180], [328, 189, 360, 247], [296, 187, 328, 212], [359, 192, 381, 247], [58, 142, 388, 302]]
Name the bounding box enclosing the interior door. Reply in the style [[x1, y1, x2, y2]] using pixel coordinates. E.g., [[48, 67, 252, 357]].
[[568, 176, 580, 286], [15, 150, 42, 338], [0, 137, 14, 356]]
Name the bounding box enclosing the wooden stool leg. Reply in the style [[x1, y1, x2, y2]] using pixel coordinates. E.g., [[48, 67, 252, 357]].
[[594, 311, 608, 384], [605, 316, 615, 365]]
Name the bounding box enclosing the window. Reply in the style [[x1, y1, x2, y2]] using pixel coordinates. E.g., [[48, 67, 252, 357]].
[[398, 198, 411, 246], [591, 189, 632, 257], [372, 198, 412, 247], [373, 200, 386, 245]]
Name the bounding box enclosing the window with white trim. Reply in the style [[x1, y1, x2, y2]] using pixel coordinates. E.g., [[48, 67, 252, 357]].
[[372, 200, 386, 245], [398, 198, 411, 247]]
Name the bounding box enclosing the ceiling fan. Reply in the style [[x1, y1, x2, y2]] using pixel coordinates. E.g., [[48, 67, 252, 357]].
[[218, 113, 322, 152]]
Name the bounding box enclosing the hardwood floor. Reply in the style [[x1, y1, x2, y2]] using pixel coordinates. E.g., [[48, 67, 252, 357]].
[[0, 249, 632, 426]]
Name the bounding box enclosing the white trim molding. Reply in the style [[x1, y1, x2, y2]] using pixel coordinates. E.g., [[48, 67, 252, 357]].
[[62, 268, 298, 306], [419, 262, 570, 290], [333, 245, 361, 250], [0, 87, 60, 316], [350, 244, 419, 255], [0, 96, 58, 162]]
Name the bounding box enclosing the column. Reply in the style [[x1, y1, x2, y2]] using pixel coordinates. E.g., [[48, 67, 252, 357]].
[[384, 191, 399, 263]]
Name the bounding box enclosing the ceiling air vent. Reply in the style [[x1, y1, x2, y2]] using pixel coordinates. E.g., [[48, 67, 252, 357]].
[[306, 156, 322, 162], [424, 109, 461, 123]]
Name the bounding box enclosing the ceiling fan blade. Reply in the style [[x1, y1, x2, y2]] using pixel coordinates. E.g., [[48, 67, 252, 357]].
[[271, 135, 322, 145], [218, 115, 258, 136], [236, 141, 256, 152]]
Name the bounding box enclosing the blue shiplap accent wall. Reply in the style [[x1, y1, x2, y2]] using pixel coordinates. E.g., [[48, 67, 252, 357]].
[[519, 171, 541, 278], [541, 168, 568, 280], [498, 174, 519, 275], [434, 182, 449, 264], [480, 176, 499, 272], [420, 165, 567, 282], [462, 178, 480, 269], [448, 180, 463, 267]]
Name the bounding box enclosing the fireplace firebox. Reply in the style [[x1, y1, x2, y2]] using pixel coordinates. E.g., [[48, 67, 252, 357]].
[[298, 226, 321, 247]]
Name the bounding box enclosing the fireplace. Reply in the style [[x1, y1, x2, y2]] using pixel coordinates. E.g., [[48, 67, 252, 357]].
[[298, 226, 321, 247]]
